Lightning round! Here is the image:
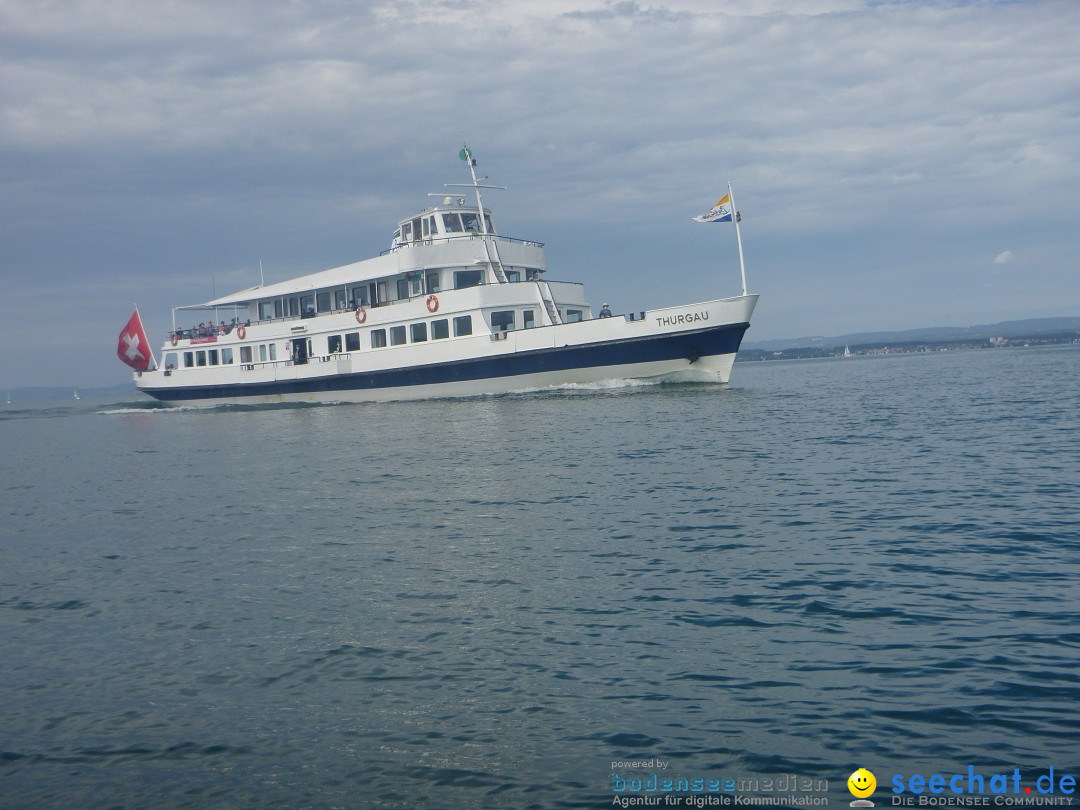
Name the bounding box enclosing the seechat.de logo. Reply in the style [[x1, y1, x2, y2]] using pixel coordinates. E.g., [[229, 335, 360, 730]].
[[849, 768, 877, 807]]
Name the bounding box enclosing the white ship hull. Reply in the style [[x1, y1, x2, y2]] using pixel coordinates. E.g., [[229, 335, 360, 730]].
[[136, 295, 757, 405], [127, 148, 758, 405]]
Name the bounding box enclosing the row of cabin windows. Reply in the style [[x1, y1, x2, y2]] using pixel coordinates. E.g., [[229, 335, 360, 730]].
[[251, 267, 539, 323], [174, 343, 282, 369], [488, 308, 581, 330], [336, 316, 473, 352], [181, 347, 232, 368], [167, 317, 473, 371], [168, 304, 580, 371]]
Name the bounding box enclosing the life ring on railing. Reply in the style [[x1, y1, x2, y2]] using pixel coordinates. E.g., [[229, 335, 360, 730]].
[[171, 333, 179, 346], [237, 325, 246, 339], [426, 294, 439, 313], [355, 306, 367, 324]]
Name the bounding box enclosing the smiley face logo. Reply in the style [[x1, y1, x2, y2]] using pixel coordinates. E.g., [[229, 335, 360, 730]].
[[848, 768, 876, 799]]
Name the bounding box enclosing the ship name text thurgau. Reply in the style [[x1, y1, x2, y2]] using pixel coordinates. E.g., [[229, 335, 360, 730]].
[[657, 311, 709, 327]]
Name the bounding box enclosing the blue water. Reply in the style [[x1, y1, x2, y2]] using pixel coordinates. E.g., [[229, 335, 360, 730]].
[[2, 346, 1079, 809]]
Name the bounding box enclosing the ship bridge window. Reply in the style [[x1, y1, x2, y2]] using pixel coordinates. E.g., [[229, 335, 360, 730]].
[[454, 269, 484, 289], [446, 212, 493, 234], [491, 310, 515, 332]]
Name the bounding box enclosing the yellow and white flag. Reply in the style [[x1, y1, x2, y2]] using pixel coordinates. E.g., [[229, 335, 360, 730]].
[[693, 193, 733, 223]]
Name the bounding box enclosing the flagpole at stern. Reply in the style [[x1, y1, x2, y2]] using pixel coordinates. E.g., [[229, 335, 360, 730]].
[[727, 182, 747, 297], [135, 303, 158, 371]]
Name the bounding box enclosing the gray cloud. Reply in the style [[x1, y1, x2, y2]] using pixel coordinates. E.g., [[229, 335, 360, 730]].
[[1, 0, 1078, 387]]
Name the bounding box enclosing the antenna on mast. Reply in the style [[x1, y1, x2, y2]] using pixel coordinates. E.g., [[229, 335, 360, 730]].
[[447, 142, 505, 234], [462, 143, 487, 234]]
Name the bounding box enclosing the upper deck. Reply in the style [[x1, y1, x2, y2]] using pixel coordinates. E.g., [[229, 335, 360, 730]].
[[186, 195, 546, 312]]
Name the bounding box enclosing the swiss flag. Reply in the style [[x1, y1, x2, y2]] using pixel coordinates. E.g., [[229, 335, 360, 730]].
[[117, 309, 154, 371]]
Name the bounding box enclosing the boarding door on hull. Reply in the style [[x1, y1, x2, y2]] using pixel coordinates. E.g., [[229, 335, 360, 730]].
[[292, 338, 309, 366]]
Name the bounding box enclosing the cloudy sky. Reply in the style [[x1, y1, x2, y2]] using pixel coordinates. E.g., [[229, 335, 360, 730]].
[[2, 0, 1077, 389]]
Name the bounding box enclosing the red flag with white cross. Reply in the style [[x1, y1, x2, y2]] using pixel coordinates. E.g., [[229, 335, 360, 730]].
[[117, 308, 154, 371]]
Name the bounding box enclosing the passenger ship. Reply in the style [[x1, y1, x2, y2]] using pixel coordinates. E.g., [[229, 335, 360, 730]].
[[127, 148, 758, 404]]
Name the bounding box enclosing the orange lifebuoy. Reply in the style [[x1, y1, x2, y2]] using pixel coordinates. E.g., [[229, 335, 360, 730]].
[[426, 294, 439, 313], [355, 306, 367, 324], [237, 325, 246, 339], [171, 333, 179, 346]]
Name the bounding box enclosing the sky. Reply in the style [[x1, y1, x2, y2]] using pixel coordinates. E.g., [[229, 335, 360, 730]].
[[1, 0, 1078, 389]]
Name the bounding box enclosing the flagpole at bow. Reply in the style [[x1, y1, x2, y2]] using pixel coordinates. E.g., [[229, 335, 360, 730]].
[[692, 183, 748, 297], [728, 182, 747, 297]]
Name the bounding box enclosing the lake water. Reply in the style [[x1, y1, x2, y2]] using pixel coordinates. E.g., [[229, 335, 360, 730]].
[[2, 346, 1079, 809]]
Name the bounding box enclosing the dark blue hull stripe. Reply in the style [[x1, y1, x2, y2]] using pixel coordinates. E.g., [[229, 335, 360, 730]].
[[144, 322, 750, 402]]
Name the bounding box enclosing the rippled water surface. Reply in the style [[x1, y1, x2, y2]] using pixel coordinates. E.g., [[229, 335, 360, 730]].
[[3, 346, 1079, 809]]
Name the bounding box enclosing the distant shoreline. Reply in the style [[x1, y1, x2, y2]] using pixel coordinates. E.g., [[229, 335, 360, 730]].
[[737, 332, 1080, 362]]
